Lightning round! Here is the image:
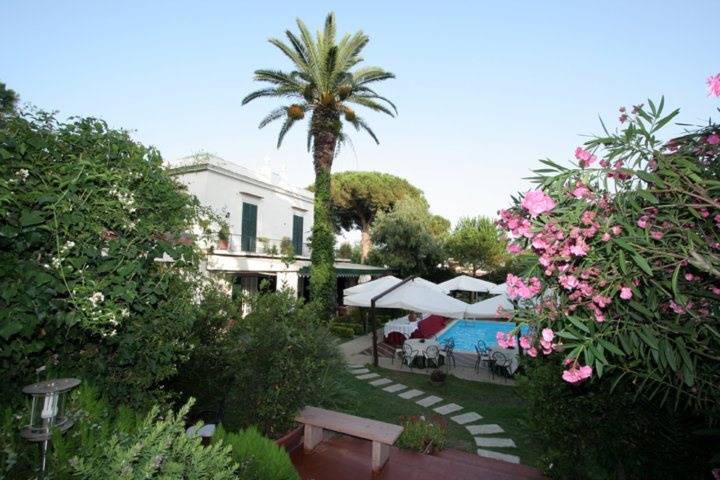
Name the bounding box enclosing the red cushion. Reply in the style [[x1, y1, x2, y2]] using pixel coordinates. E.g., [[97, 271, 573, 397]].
[[384, 331, 407, 346], [416, 315, 448, 338]]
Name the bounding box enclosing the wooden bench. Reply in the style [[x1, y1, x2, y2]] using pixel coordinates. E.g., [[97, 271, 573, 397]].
[[295, 406, 404, 473]]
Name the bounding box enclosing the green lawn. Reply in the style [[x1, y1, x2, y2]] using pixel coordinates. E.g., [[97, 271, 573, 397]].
[[336, 365, 540, 467]]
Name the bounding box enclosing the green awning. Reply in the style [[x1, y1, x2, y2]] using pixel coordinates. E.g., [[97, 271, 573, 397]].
[[299, 262, 391, 278]]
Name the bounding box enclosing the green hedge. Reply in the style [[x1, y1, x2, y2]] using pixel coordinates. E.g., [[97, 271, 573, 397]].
[[330, 324, 355, 339], [214, 425, 298, 480]]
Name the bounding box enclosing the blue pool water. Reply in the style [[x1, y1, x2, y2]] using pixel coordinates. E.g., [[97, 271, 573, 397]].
[[436, 320, 521, 352]]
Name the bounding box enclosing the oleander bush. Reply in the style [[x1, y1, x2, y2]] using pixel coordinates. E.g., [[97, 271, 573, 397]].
[[213, 425, 299, 480], [499, 98, 720, 477], [0, 108, 215, 406]]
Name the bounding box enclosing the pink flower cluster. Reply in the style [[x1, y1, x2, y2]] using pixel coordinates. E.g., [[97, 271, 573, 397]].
[[496, 331, 517, 349], [562, 363, 593, 384], [506, 273, 541, 300], [574, 147, 597, 168], [498, 209, 532, 238], [707, 73, 720, 97], [521, 190, 556, 217]]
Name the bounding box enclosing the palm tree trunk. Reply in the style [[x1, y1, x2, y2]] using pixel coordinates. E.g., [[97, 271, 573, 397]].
[[309, 108, 339, 319], [360, 223, 371, 264]]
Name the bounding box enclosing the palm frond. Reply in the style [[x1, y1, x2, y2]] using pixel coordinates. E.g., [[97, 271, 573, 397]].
[[284, 31, 309, 67], [347, 115, 379, 144], [243, 88, 284, 105], [352, 67, 395, 86], [351, 89, 398, 114], [258, 107, 289, 129], [295, 18, 323, 89], [335, 32, 369, 74], [267, 38, 306, 70], [253, 69, 304, 90], [335, 131, 355, 158], [277, 117, 298, 148], [345, 96, 395, 117]]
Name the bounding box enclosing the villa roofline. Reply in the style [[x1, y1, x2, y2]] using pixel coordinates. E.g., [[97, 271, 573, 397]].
[[167, 155, 314, 203]]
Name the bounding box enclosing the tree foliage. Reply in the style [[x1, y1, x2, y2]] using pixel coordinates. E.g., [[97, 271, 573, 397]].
[[0, 82, 18, 114], [446, 215, 507, 274], [0, 109, 211, 404], [369, 198, 445, 277], [500, 99, 720, 416], [242, 12, 396, 317]]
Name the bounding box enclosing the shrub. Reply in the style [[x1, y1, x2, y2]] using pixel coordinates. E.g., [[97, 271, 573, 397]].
[[220, 291, 346, 438], [396, 415, 447, 454], [213, 425, 298, 480], [0, 109, 213, 406], [330, 324, 355, 338], [429, 369, 446, 383], [518, 357, 712, 479]]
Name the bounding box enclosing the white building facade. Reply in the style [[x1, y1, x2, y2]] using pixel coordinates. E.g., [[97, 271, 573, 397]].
[[169, 154, 387, 309]]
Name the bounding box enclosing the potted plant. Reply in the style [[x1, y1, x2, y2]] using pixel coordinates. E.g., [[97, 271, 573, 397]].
[[217, 224, 230, 250], [430, 369, 446, 386]]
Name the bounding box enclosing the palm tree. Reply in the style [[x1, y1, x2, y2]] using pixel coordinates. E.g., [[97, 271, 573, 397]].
[[243, 12, 396, 317]]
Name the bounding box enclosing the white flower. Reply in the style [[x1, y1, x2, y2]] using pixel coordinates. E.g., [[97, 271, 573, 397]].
[[15, 169, 29, 181], [100, 248, 109, 257], [88, 292, 104, 308], [51, 257, 61, 269], [120, 308, 130, 318]]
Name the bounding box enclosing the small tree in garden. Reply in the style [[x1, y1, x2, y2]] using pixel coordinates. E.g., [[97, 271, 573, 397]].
[[446, 215, 507, 275], [499, 97, 720, 416]]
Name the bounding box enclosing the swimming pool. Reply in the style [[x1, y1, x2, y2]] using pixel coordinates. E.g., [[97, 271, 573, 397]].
[[436, 319, 519, 352]]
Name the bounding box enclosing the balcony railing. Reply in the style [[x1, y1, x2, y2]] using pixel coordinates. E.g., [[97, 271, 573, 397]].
[[213, 233, 310, 257]]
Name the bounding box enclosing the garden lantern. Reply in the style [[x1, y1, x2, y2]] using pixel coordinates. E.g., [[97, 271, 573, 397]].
[[20, 378, 81, 475]]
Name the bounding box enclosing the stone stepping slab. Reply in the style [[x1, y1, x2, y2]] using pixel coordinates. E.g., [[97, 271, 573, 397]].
[[398, 389, 424, 399], [451, 412, 483, 425], [433, 403, 463, 415], [356, 373, 380, 380], [369, 378, 393, 387], [474, 437, 516, 448], [346, 364, 364, 369], [416, 395, 443, 407], [466, 424, 503, 435], [476, 449, 520, 464], [349, 368, 369, 374], [382, 383, 407, 393]]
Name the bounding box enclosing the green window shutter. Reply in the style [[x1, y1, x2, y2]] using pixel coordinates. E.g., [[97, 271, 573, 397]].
[[292, 215, 303, 255], [241, 203, 257, 252]]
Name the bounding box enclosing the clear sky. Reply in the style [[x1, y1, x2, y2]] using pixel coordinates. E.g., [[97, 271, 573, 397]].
[[2, 0, 718, 227]]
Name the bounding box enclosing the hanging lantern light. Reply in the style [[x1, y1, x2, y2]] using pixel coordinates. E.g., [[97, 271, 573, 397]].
[[20, 378, 81, 475]]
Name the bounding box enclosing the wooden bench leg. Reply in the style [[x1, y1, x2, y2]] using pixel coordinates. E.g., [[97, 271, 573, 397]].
[[372, 441, 390, 473], [303, 424, 323, 452]]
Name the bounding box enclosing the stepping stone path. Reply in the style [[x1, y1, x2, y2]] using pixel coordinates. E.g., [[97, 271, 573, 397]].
[[382, 383, 407, 393], [466, 424, 503, 435], [369, 378, 393, 387], [433, 403, 463, 415], [451, 412, 483, 425], [398, 388, 424, 399], [345, 364, 519, 464], [416, 395, 443, 407]]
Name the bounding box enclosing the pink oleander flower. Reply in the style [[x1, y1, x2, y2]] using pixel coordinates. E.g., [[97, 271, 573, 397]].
[[611, 225, 622, 236], [601, 232, 611, 242], [619, 286, 633, 300], [636, 216, 648, 228], [700, 209, 710, 218], [521, 190, 556, 217], [685, 273, 696, 281], [669, 300, 686, 314], [506, 273, 541, 299], [571, 183, 590, 199], [541, 328, 554, 343], [650, 230, 664, 240], [519, 335, 531, 349], [569, 238, 589, 256], [559, 274, 579, 291], [707, 73, 720, 97], [496, 331, 517, 349], [574, 147, 597, 168], [593, 295, 612, 308], [507, 243, 522, 254], [712, 285, 720, 295], [526, 346, 538, 357], [562, 364, 593, 384], [708, 133, 720, 145]]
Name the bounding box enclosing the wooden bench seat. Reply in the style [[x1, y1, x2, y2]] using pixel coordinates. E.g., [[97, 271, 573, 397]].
[[295, 406, 404, 473]]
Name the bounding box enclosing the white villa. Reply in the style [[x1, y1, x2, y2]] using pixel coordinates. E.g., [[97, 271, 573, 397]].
[[168, 154, 387, 307]]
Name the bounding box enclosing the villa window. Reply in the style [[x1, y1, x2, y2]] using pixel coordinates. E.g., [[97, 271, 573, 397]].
[[241, 202, 257, 252], [292, 214, 303, 255]]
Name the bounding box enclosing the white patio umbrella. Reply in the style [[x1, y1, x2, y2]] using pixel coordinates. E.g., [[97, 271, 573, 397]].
[[343, 281, 468, 318], [439, 275, 497, 293], [488, 282, 508, 295], [343, 275, 400, 296], [412, 277, 450, 294], [464, 294, 514, 318]]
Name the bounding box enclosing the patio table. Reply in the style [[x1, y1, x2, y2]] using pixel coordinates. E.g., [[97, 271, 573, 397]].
[[404, 338, 445, 368]]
